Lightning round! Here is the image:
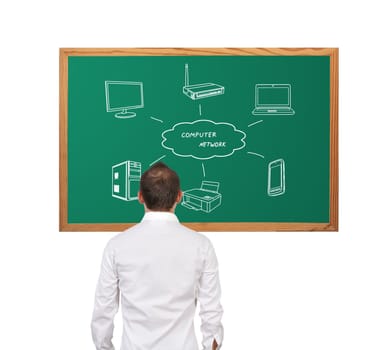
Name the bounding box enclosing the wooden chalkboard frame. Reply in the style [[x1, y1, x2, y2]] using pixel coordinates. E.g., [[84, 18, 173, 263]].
[[60, 48, 338, 232]]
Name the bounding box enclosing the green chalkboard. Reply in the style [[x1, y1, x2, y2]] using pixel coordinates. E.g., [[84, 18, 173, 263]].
[[60, 48, 338, 231]]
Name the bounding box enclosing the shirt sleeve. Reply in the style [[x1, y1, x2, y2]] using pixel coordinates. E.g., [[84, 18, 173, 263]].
[[91, 241, 119, 350], [198, 238, 224, 350]]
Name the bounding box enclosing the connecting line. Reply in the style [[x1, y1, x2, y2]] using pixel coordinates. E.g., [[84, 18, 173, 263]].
[[247, 151, 265, 159], [199, 104, 202, 116], [201, 163, 206, 177], [149, 155, 166, 166], [150, 116, 163, 123], [247, 120, 263, 128]]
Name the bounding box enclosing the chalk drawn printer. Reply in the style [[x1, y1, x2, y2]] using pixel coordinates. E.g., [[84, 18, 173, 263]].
[[182, 181, 222, 213]]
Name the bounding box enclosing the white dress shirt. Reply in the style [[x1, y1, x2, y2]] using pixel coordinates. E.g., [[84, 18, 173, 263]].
[[91, 212, 223, 350]]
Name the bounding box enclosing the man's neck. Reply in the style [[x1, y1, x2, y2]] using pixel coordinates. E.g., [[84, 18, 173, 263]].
[[144, 207, 176, 214]]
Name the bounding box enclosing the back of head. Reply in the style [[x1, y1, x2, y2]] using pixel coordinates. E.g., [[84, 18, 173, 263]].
[[140, 162, 180, 211]]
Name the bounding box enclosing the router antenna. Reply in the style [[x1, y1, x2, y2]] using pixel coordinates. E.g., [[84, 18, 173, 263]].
[[185, 63, 189, 86]]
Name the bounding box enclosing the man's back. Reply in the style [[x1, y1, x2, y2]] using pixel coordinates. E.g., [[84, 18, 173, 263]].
[[91, 212, 223, 350]]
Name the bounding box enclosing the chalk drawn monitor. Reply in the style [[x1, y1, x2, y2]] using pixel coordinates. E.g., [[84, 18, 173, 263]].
[[105, 81, 144, 118]]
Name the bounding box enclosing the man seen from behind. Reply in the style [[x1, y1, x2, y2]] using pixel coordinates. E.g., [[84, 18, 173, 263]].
[[91, 162, 224, 350]]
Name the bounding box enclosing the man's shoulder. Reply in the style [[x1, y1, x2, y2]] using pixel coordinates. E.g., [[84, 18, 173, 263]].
[[108, 222, 143, 243], [106, 220, 211, 250], [179, 223, 211, 241], [173, 223, 213, 250]]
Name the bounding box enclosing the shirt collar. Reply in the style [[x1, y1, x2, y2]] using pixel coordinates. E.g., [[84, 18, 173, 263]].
[[141, 211, 179, 223]]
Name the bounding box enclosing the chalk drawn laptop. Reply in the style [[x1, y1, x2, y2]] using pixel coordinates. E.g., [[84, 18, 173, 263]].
[[252, 84, 295, 116]]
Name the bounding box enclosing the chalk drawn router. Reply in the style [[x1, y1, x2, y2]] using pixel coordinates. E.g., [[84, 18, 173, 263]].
[[182, 64, 225, 100]]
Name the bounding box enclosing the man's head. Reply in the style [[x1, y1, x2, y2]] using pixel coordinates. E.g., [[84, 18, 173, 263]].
[[139, 162, 182, 212]]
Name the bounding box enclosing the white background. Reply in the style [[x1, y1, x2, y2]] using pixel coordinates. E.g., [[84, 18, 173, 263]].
[[1, 0, 392, 349]]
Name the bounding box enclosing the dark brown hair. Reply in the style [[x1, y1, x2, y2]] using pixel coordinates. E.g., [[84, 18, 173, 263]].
[[140, 162, 180, 210]]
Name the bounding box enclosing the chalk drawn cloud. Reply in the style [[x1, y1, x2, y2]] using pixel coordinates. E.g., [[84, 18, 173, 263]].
[[161, 119, 246, 160]]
